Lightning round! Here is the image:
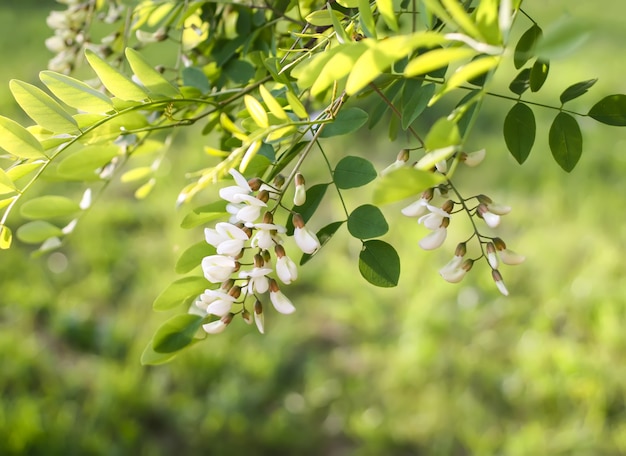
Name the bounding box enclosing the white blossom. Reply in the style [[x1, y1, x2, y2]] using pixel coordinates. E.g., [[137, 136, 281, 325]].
[[219, 168, 252, 203], [269, 279, 296, 314], [418, 227, 447, 250], [492, 270, 509, 296], [462, 149, 486, 167], [250, 222, 286, 250], [204, 222, 249, 256], [240, 267, 272, 294], [201, 255, 236, 283], [275, 245, 298, 284], [254, 300, 265, 334], [292, 213, 320, 254], [401, 197, 430, 217]]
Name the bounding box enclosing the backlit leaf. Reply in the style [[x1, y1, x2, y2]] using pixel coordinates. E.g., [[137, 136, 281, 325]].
[[0, 225, 12, 249], [358, 0, 377, 38], [334, 156, 377, 189], [152, 314, 204, 353], [373, 167, 446, 205], [305, 9, 346, 26], [40, 71, 114, 113], [549, 112, 582, 172], [376, 0, 398, 31], [405, 47, 476, 78], [244, 95, 269, 128], [0, 168, 17, 193], [57, 144, 120, 180], [10, 80, 78, 133], [20, 195, 81, 219], [348, 204, 388, 239], [424, 118, 460, 151], [0, 115, 46, 159], [259, 85, 288, 120], [359, 239, 400, 287], [153, 276, 209, 311], [85, 49, 149, 101], [312, 43, 368, 96], [16, 220, 63, 244], [125, 48, 181, 98], [503, 102, 535, 164], [588, 94, 626, 126]]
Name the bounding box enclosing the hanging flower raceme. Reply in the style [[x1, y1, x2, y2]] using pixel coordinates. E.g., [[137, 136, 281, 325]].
[[192, 167, 316, 335]]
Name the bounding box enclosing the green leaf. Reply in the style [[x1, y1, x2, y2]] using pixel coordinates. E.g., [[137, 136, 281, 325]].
[[286, 92, 308, 119], [404, 47, 476, 78], [503, 102, 535, 164], [348, 205, 388, 239], [180, 200, 227, 229], [182, 66, 211, 94], [588, 94, 626, 126], [6, 162, 44, 181], [140, 339, 178, 365], [402, 82, 435, 130], [0, 225, 12, 249], [152, 314, 204, 353], [560, 78, 597, 104], [358, 0, 377, 38], [440, 0, 484, 40], [16, 220, 63, 244], [535, 17, 591, 60], [433, 56, 499, 104], [508, 68, 531, 95], [120, 166, 153, 183], [529, 60, 549, 92], [299, 221, 344, 265], [292, 46, 345, 91], [549, 112, 582, 172], [373, 167, 446, 205], [305, 9, 346, 27], [79, 111, 148, 144], [259, 85, 288, 121], [85, 49, 149, 101], [0, 115, 46, 159], [424, 118, 460, 151], [320, 107, 368, 138], [125, 48, 181, 98], [312, 42, 368, 96], [286, 183, 329, 235], [0, 168, 17, 193], [475, 0, 501, 44], [514, 24, 542, 69], [328, 2, 351, 44], [56, 144, 120, 180], [175, 241, 217, 274], [9, 80, 78, 133], [20, 196, 81, 220], [358, 239, 400, 287], [153, 276, 209, 311], [376, 0, 398, 31], [40, 71, 114, 114], [334, 156, 377, 189]]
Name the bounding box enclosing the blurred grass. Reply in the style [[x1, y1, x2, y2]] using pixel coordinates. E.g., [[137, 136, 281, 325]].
[[1, 2, 626, 455]]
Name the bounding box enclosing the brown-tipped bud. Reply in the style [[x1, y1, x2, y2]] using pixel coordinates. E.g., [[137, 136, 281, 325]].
[[493, 237, 507, 251], [441, 217, 450, 228], [221, 279, 235, 291], [274, 244, 286, 258], [461, 258, 474, 271], [455, 242, 467, 257], [257, 190, 270, 203], [242, 309, 253, 325], [492, 269, 509, 296], [254, 299, 263, 314], [263, 211, 274, 224], [242, 226, 253, 238], [477, 194, 493, 205], [254, 253, 264, 268], [477, 203, 488, 218], [437, 185, 449, 197], [295, 173, 305, 186], [228, 285, 242, 299], [262, 249, 272, 264], [442, 200, 455, 213], [269, 277, 280, 293], [221, 313, 234, 325], [273, 174, 285, 189], [233, 261, 241, 274], [422, 188, 434, 201], [486, 242, 498, 269], [398, 148, 410, 162], [292, 213, 305, 229], [248, 177, 262, 191]]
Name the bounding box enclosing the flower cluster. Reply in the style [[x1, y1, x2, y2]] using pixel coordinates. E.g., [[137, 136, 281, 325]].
[[45, 0, 124, 74], [395, 148, 525, 295], [195, 169, 320, 334]]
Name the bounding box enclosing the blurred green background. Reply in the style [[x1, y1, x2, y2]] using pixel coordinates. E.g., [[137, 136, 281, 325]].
[[1, 1, 626, 454]]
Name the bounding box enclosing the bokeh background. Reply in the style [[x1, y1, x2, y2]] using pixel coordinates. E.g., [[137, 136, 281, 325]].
[[1, 1, 625, 454]]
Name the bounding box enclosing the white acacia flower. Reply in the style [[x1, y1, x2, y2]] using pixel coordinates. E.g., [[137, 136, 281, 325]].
[[240, 267, 272, 294], [486, 242, 499, 269], [201, 255, 236, 283], [402, 197, 430, 217], [294, 173, 306, 206], [206, 296, 236, 317], [492, 269, 509, 296], [477, 204, 501, 228], [440, 258, 473, 283], [462, 149, 486, 167], [269, 279, 296, 314], [292, 213, 320, 254], [418, 211, 449, 230], [204, 222, 249, 256], [250, 222, 286, 250], [275, 245, 298, 284], [202, 314, 233, 334], [381, 149, 409, 176], [229, 194, 267, 223], [493, 237, 525, 265], [418, 227, 447, 250], [219, 168, 252, 203], [254, 300, 265, 334]]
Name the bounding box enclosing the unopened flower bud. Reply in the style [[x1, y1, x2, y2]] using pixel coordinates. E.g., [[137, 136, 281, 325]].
[[455, 242, 467, 257], [269, 278, 296, 314], [292, 214, 321, 254], [254, 299, 265, 334], [442, 200, 455, 213], [294, 173, 306, 206], [257, 190, 270, 204], [202, 313, 233, 334], [492, 269, 509, 296], [477, 204, 500, 228], [493, 237, 525, 265], [273, 174, 285, 189], [248, 177, 262, 191], [228, 285, 242, 299], [461, 149, 486, 167], [263, 211, 274, 224], [275, 244, 286, 258], [486, 242, 498, 269], [242, 309, 253, 325], [398, 148, 410, 162]]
